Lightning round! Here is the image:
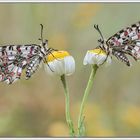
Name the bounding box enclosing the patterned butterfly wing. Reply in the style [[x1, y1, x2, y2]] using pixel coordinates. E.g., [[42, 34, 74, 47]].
[[106, 21, 140, 66], [25, 55, 43, 80], [0, 44, 45, 84]]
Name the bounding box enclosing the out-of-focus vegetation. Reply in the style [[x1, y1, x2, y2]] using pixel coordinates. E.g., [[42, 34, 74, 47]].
[[0, 3, 140, 137]]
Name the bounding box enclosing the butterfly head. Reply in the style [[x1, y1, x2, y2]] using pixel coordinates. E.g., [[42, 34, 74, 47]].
[[42, 39, 48, 49], [98, 38, 104, 44]]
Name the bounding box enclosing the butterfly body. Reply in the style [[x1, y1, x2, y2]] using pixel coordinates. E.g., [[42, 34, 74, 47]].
[[94, 21, 140, 66]]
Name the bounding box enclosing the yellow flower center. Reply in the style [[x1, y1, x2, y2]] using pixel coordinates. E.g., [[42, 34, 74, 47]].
[[89, 48, 106, 55], [47, 51, 70, 62]]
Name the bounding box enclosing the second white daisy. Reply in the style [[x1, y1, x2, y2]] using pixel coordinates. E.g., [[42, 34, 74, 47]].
[[83, 48, 112, 66]]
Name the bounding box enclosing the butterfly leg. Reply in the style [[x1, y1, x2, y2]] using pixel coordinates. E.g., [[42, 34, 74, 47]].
[[43, 57, 54, 72], [95, 46, 111, 66], [100, 52, 111, 66]]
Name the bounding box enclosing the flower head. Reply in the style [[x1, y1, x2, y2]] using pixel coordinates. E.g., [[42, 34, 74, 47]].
[[83, 48, 112, 66], [45, 51, 75, 76]]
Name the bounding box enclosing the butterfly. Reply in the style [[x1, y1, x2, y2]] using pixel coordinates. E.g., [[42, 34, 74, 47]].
[[94, 21, 140, 66], [0, 24, 55, 84]]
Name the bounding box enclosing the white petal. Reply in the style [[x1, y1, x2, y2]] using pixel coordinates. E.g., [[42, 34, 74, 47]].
[[44, 61, 55, 76], [52, 59, 64, 75], [96, 54, 106, 65], [45, 59, 64, 76], [83, 52, 96, 65], [64, 56, 75, 76], [105, 56, 112, 66], [83, 52, 88, 65], [89, 53, 96, 64]]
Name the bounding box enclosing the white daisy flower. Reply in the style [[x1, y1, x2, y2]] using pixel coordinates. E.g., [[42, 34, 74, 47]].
[[45, 51, 75, 76], [83, 48, 112, 66]]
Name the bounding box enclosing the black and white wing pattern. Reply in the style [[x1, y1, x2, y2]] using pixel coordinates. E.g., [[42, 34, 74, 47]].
[[25, 54, 43, 80], [106, 21, 140, 66], [0, 44, 46, 84]]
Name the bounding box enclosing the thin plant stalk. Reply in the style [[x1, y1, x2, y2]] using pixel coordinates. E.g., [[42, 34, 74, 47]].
[[78, 64, 98, 136], [61, 74, 75, 136]]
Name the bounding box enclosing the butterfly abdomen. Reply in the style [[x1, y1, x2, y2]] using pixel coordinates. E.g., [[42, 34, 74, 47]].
[[112, 49, 130, 66]]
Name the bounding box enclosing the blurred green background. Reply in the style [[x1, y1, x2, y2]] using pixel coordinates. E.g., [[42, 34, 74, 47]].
[[0, 3, 140, 137]]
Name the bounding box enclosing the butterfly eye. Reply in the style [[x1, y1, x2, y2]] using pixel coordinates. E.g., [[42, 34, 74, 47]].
[[43, 42, 46, 46], [98, 39, 104, 44], [98, 39, 101, 43]]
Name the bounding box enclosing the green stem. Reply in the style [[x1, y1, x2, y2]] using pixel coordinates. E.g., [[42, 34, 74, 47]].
[[78, 64, 98, 136], [61, 74, 75, 137]]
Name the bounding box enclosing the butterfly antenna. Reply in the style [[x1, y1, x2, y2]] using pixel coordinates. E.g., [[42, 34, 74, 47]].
[[94, 24, 104, 41], [39, 24, 44, 46]]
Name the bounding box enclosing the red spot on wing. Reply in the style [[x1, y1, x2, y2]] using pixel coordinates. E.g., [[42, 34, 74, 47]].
[[115, 41, 120, 46], [124, 31, 128, 36], [17, 47, 21, 52], [138, 33, 140, 39]]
